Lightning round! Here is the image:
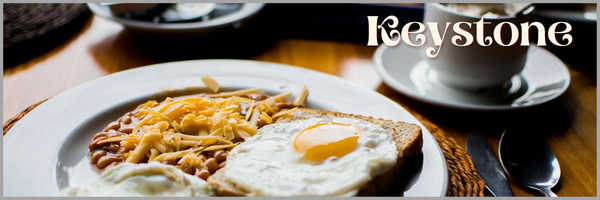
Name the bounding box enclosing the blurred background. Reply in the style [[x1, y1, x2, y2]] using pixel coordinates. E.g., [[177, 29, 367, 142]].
[[4, 3, 597, 76]]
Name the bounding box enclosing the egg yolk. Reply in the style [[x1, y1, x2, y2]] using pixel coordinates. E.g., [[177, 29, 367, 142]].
[[293, 122, 360, 162]]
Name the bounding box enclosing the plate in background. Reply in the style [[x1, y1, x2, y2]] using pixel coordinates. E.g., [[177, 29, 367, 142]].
[[87, 3, 264, 37]]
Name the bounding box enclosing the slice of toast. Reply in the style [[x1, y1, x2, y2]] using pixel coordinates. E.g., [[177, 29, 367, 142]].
[[208, 108, 423, 196]]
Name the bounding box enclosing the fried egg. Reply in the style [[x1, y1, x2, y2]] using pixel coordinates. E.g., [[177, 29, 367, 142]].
[[220, 117, 398, 196], [62, 162, 214, 196]]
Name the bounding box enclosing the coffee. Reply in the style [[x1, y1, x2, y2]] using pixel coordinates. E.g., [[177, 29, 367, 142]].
[[441, 3, 524, 18]]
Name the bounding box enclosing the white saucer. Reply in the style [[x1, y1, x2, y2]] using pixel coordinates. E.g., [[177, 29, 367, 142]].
[[373, 45, 571, 111]]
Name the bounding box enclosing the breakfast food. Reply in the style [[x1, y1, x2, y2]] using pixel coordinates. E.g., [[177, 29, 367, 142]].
[[63, 162, 214, 196], [208, 108, 423, 196], [79, 76, 424, 197], [88, 76, 308, 180]]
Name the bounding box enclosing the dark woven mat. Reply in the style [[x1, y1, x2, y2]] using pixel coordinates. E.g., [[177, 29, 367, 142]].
[[4, 4, 90, 67], [3, 99, 485, 197]]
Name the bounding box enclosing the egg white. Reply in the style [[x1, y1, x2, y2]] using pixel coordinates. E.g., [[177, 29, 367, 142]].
[[221, 117, 398, 196], [62, 162, 215, 196]]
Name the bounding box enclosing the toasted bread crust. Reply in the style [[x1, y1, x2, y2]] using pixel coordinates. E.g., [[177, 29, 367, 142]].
[[208, 108, 423, 196], [208, 169, 253, 196]]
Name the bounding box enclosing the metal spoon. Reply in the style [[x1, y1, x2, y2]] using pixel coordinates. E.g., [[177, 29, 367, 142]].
[[498, 126, 561, 197]]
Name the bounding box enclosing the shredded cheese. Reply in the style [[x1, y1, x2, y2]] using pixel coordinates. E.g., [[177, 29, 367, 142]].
[[103, 78, 307, 170]]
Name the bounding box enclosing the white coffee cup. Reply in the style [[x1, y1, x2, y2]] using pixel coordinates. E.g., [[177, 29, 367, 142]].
[[422, 3, 533, 90]]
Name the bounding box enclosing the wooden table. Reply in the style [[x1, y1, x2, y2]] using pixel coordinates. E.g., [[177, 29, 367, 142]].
[[3, 15, 596, 197]]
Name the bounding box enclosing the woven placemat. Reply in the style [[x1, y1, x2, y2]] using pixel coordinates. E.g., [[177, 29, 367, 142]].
[[4, 4, 90, 67], [2, 99, 485, 197]]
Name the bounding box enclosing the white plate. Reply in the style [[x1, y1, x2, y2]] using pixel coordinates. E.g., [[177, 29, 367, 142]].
[[3, 60, 448, 196], [87, 3, 265, 37], [374, 45, 571, 111]]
